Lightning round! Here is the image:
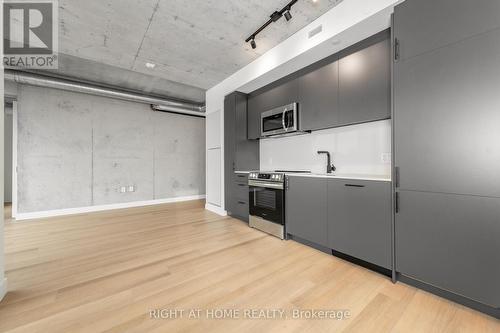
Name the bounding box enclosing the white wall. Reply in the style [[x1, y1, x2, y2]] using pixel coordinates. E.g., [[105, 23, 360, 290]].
[[205, 0, 400, 214], [260, 120, 391, 175]]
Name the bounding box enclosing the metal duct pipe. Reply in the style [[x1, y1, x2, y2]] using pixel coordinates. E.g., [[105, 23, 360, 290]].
[[4, 70, 205, 116]]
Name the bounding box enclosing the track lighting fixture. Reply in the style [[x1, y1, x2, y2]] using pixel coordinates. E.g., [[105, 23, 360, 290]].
[[250, 38, 257, 49], [245, 0, 298, 49]]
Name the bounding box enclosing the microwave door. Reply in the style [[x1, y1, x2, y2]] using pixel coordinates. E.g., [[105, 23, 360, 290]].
[[262, 113, 284, 136]]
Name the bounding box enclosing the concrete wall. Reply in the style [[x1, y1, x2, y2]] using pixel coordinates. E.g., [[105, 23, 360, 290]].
[[16, 84, 205, 214], [4, 108, 12, 203]]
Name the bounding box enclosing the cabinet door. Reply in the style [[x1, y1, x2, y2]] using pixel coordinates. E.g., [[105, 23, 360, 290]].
[[298, 61, 339, 131], [286, 177, 328, 247], [394, 0, 500, 62], [339, 38, 391, 126], [224, 95, 236, 210], [394, 28, 500, 197], [234, 93, 259, 170], [206, 148, 221, 206], [247, 79, 299, 139], [328, 180, 391, 269], [396, 190, 500, 308]]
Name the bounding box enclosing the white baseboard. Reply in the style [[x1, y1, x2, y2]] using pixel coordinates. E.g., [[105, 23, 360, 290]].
[[205, 203, 227, 216], [15, 195, 206, 221], [0, 278, 7, 302]]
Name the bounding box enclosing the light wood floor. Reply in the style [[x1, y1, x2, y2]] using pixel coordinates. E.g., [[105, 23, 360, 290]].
[[0, 200, 498, 333]]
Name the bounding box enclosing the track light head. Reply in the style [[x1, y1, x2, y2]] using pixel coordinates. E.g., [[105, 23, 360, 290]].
[[250, 39, 257, 49], [245, 0, 299, 49]]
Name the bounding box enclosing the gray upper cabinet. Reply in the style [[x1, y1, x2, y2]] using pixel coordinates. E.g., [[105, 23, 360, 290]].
[[327, 179, 392, 269], [286, 176, 328, 247], [298, 60, 339, 131], [247, 78, 299, 139], [394, 27, 500, 198], [338, 38, 391, 126], [396, 190, 500, 308], [247, 31, 390, 136], [234, 94, 259, 170], [394, 0, 500, 62]]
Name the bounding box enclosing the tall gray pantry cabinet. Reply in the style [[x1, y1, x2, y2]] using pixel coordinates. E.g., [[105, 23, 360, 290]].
[[393, 0, 500, 316]]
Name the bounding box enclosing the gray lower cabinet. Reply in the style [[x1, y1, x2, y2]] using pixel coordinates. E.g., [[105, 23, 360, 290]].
[[228, 176, 250, 221], [396, 190, 500, 308], [247, 78, 299, 139], [298, 60, 339, 131], [327, 179, 392, 269], [286, 176, 328, 247], [338, 36, 391, 126]]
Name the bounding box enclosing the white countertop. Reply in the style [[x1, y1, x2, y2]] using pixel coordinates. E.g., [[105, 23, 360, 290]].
[[235, 171, 391, 182], [286, 173, 391, 182]]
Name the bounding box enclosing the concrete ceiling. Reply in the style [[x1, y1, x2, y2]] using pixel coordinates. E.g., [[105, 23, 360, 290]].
[[55, 0, 344, 102]]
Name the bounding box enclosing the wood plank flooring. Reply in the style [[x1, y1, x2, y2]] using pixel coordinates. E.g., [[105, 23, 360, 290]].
[[0, 200, 498, 332]]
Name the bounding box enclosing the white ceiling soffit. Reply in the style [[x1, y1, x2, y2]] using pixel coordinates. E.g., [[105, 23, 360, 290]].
[[58, 0, 345, 91]]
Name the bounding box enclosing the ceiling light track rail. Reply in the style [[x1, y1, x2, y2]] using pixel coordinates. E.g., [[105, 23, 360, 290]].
[[245, 0, 298, 49]]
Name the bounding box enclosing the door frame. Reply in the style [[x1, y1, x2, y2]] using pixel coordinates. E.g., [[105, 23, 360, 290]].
[[11, 101, 17, 219]]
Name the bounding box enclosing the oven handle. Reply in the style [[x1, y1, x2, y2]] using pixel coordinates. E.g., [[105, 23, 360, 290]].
[[248, 180, 284, 190]]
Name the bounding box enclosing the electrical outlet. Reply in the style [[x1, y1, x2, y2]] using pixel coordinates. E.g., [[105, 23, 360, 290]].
[[381, 153, 392, 164], [120, 186, 127, 193], [128, 185, 135, 192]]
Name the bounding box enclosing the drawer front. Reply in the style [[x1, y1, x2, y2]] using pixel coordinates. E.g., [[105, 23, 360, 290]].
[[231, 199, 249, 221], [234, 183, 249, 202], [234, 173, 249, 184]]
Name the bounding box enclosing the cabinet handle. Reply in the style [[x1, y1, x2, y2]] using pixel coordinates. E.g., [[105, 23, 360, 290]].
[[238, 183, 246, 187], [395, 167, 400, 188], [395, 192, 400, 213], [238, 201, 246, 205], [394, 38, 400, 62], [345, 184, 365, 188]]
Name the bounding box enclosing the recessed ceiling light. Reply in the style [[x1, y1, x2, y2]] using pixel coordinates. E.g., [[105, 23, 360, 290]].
[[145, 62, 156, 69]]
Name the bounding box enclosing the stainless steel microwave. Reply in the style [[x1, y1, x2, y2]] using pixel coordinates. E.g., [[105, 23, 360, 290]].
[[261, 103, 298, 137]]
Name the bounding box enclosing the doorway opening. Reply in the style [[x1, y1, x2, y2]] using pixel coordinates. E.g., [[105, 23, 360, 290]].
[[4, 100, 17, 221]]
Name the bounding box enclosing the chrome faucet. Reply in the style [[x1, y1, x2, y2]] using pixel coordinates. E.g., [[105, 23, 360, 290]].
[[317, 151, 336, 174]]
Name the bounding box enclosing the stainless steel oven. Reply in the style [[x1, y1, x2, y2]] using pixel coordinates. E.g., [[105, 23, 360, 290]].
[[261, 103, 298, 137], [248, 172, 285, 239]]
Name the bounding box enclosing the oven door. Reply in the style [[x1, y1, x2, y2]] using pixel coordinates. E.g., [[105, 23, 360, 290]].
[[249, 182, 284, 226]]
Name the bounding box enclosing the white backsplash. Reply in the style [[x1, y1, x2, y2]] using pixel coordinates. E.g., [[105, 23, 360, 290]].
[[260, 120, 392, 176]]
